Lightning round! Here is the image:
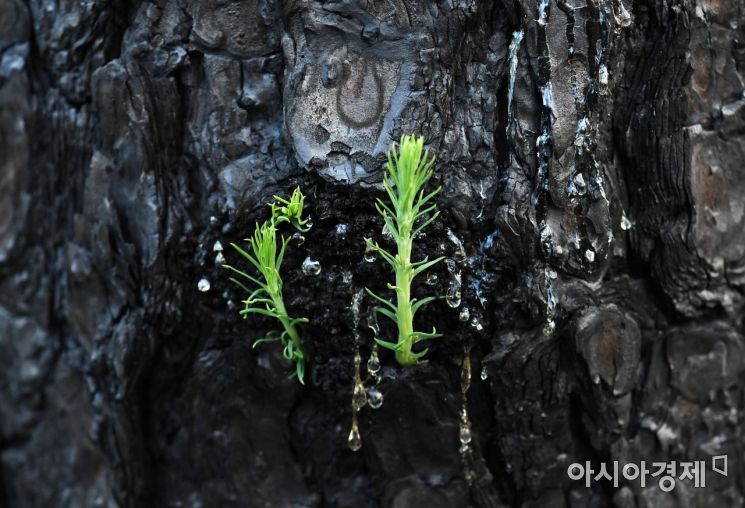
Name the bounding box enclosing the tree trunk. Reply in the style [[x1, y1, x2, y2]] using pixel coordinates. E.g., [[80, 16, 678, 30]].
[[1, 0, 743, 507]]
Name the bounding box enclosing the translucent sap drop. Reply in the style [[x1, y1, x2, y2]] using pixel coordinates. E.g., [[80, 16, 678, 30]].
[[459, 421, 472, 445], [426, 273, 438, 286], [215, 252, 226, 265], [352, 382, 367, 411], [459, 307, 470, 322], [367, 387, 384, 409], [197, 278, 211, 292], [348, 422, 362, 452], [212, 240, 223, 252], [292, 232, 305, 246], [367, 308, 380, 336], [336, 223, 349, 237], [382, 224, 393, 240], [543, 319, 556, 336], [470, 317, 483, 332], [585, 249, 595, 263], [366, 348, 381, 375], [446, 289, 462, 309], [480, 366, 488, 381], [302, 256, 321, 276], [620, 212, 632, 230], [364, 243, 376, 262]]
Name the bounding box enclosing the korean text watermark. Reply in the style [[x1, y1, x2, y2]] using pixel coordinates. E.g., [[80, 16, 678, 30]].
[[567, 456, 728, 491]]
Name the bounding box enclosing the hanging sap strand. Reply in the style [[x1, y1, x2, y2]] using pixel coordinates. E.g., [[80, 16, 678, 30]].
[[348, 289, 366, 451], [365, 308, 384, 409], [459, 343, 476, 484]]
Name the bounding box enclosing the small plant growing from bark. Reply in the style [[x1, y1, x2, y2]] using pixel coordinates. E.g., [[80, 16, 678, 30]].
[[365, 135, 444, 366], [224, 188, 310, 384]]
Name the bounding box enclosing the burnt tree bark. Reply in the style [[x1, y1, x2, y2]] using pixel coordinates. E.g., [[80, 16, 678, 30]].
[[0, 0, 743, 507]]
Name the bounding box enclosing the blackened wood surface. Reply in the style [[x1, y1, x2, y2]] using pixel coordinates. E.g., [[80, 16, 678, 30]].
[[0, 0, 743, 507]]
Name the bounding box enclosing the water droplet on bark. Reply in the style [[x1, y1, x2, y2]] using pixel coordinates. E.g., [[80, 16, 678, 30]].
[[197, 278, 211, 292]]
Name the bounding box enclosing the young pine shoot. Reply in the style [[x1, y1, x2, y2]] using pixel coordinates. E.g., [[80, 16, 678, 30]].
[[270, 186, 311, 233], [224, 189, 310, 384], [365, 135, 444, 366]]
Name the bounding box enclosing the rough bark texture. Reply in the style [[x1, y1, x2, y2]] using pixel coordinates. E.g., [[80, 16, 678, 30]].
[[1, 0, 744, 507]]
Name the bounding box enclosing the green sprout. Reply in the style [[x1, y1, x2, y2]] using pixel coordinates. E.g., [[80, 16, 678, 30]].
[[365, 135, 444, 366], [270, 186, 310, 233], [224, 189, 310, 383]]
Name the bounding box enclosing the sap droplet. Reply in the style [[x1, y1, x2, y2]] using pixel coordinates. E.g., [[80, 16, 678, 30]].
[[213, 240, 223, 252], [292, 232, 305, 246], [352, 382, 367, 411], [445, 259, 462, 308], [470, 317, 483, 332], [366, 348, 380, 375], [459, 422, 472, 445], [197, 278, 211, 292], [382, 224, 393, 240], [215, 252, 226, 265], [592, 373, 601, 384], [363, 243, 376, 262], [446, 288, 461, 308], [209, 216, 218, 226], [543, 320, 556, 336], [305, 217, 314, 230], [585, 249, 595, 262], [348, 422, 362, 451], [426, 273, 438, 285], [447, 228, 467, 261], [459, 307, 470, 322], [302, 256, 321, 276], [480, 366, 488, 381], [336, 223, 349, 237], [620, 212, 632, 230], [367, 387, 384, 409]]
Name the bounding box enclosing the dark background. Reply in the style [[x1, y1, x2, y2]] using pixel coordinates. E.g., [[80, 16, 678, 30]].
[[0, 0, 744, 507]]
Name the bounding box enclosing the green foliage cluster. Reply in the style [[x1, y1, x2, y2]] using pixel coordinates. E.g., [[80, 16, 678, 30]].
[[224, 188, 310, 383], [224, 135, 443, 383], [364, 135, 444, 365]]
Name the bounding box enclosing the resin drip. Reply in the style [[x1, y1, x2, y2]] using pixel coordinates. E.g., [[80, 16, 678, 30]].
[[445, 259, 462, 308], [459, 344, 475, 483], [365, 308, 384, 409], [348, 289, 367, 451]]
